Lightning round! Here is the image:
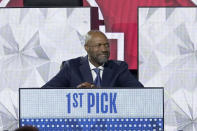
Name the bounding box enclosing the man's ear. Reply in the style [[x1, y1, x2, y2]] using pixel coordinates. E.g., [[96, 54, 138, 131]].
[[84, 45, 89, 52]]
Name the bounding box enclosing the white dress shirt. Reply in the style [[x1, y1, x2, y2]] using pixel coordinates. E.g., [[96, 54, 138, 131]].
[[88, 60, 104, 81]]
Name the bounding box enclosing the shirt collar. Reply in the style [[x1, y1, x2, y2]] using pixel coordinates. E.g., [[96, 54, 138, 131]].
[[88, 59, 104, 71]]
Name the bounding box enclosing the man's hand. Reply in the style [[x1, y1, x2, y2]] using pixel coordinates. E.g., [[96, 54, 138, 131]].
[[77, 82, 98, 88]]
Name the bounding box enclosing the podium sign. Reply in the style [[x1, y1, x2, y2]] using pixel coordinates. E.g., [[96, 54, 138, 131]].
[[19, 88, 163, 130]]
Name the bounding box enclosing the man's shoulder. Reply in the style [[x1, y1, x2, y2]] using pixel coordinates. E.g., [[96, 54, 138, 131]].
[[61, 56, 86, 68], [68, 56, 84, 62], [107, 59, 127, 65], [106, 60, 128, 68]]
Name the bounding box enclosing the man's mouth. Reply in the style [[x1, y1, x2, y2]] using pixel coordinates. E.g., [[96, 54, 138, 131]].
[[100, 55, 108, 59], [100, 53, 109, 57]]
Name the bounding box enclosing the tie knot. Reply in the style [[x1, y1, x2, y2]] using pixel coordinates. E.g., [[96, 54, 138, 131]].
[[93, 68, 100, 75]]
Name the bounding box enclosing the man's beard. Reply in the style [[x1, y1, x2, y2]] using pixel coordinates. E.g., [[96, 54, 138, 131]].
[[94, 53, 109, 65]]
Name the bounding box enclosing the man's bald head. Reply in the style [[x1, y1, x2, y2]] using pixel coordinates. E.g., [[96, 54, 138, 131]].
[[85, 30, 107, 46], [84, 30, 110, 67]]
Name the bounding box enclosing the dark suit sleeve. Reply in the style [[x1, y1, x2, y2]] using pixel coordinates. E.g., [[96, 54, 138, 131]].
[[42, 61, 70, 88], [117, 62, 144, 87]]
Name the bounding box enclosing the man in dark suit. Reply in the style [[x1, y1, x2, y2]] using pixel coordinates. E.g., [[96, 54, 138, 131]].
[[42, 30, 143, 88]]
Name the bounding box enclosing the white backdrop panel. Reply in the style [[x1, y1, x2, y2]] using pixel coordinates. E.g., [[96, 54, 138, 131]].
[[0, 8, 90, 130], [139, 7, 197, 131]]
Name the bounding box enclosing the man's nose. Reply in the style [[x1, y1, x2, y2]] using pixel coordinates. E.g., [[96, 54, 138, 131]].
[[100, 44, 109, 51]]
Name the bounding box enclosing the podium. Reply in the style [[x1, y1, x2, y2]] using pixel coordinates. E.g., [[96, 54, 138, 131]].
[[19, 88, 163, 130]]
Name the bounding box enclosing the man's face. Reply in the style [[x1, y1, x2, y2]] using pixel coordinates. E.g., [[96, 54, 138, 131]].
[[85, 33, 110, 66]]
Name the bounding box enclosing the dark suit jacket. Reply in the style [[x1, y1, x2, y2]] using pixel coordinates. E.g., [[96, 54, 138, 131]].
[[42, 56, 143, 88]]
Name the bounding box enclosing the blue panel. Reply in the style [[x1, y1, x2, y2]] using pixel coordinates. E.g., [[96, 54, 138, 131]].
[[20, 118, 163, 130]]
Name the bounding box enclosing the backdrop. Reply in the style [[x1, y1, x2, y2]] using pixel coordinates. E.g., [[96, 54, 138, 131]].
[[2, 0, 196, 69], [139, 7, 197, 131], [0, 8, 91, 130], [1, 0, 197, 131]]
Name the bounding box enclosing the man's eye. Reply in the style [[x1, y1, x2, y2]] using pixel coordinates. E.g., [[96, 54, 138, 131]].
[[93, 43, 109, 48], [105, 43, 110, 47], [98, 44, 102, 47]]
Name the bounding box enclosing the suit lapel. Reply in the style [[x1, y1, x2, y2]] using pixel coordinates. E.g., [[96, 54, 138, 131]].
[[79, 56, 93, 83], [101, 62, 113, 87]]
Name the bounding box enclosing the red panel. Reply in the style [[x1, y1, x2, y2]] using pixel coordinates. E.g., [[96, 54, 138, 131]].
[[6, 0, 23, 7], [109, 39, 117, 60], [83, 0, 90, 6], [83, 0, 196, 69], [91, 7, 104, 30]]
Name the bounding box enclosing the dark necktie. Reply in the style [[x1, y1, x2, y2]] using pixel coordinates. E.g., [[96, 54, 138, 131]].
[[93, 68, 101, 87]]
